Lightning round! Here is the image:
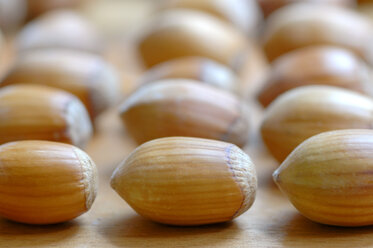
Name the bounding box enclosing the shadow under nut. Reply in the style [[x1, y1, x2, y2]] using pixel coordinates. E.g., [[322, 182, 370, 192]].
[[120, 80, 250, 147]]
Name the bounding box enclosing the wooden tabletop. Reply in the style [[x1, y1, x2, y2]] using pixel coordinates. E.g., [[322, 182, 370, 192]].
[[2, 1, 373, 247]]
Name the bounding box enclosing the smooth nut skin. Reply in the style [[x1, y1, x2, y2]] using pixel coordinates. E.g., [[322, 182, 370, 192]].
[[0, 85, 92, 148], [17, 10, 103, 54], [120, 80, 250, 147], [139, 57, 239, 93], [257, 0, 355, 17], [137, 10, 250, 68], [274, 129, 373, 227], [163, 0, 263, 36], [0, 0, 27, 32], [261, 86, 373, 162], [0, 49, 120, 122], [257, 46, 373, 107], [26, 0, 83, 18], [0, 140, 98, 225], [111, 137, 257, 226], [263, 4, 373, 64]]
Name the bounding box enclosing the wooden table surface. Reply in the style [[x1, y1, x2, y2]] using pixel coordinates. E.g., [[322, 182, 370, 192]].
[[2, 1, 373, 247]]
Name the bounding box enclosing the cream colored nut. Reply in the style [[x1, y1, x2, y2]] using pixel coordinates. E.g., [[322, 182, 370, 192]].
[[137, 9, 252, 68], [0, 84, 92, 148], [119, 79, 250, 147], [163, 0, 263, 36], [111, 137, 257, 226], [263, 3, 373, 64], [257, 46, 373, 107], [0, 140, 98, 224], [139, 56, 239, 94], [1, 49, 120, 122], [274, 129, 373, 226], [261, 85, 373, 162], [17, 10, 103, 54]]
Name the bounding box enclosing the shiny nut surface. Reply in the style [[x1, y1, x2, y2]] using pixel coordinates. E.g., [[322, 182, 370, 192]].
[[261, 86, 373, 162], [263, 4, 373, 64], [274, 129, 373, 226], [111, 137, 257, 226], [0, 140, 98, 224], [120, 79, 250, 147], [139, 56, 239, 93], [257, 0, 355, 17], [163, 0, 263, 36], [0, 85, 92, 148], [257, 46, 373, 107], [137, 10, 248, 68], [1, 49, 120, 122], [17, 10, 103, 54]]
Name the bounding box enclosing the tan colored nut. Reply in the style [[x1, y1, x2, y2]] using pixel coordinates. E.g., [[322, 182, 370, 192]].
[[163, 0, 263, 36], [111, 136, 257, 226], [120, 79, 250, 147], [257, 46, 373, 107], [0, 29, 3, 54], [26, 0, 83, 18], [358, 0, 373, 4], [0, 85, 92, 148], [261, 85, 373, 162], [274, 129, 373, 226], [0, 49, 120, 122], [257, 0, 355, 18], [139, 57, 239, 93], [0, 140, 98, 224], [137, 10, 250, 68], [263, 3, 373, 64], [17, 10, 103, 54], [0, 0, 26, 32]]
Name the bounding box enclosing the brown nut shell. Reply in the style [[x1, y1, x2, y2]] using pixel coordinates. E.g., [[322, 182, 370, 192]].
[[120, 79, 250, 147], [257, 46, 373, 107], [0, 49, 120, 122], [137, 10, 249, 68], [0, 140, 98, 224], [17, 10, 103, 54], [258, 0, 355, 18], [26, 0, 83, 18], [111, 137, 257, 226], [263, 4, 373, 64], [261, 85, 373, 162], [139, 57, 239, 93], [274, 129, 373, 226], [0, 85, 92, 148]]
